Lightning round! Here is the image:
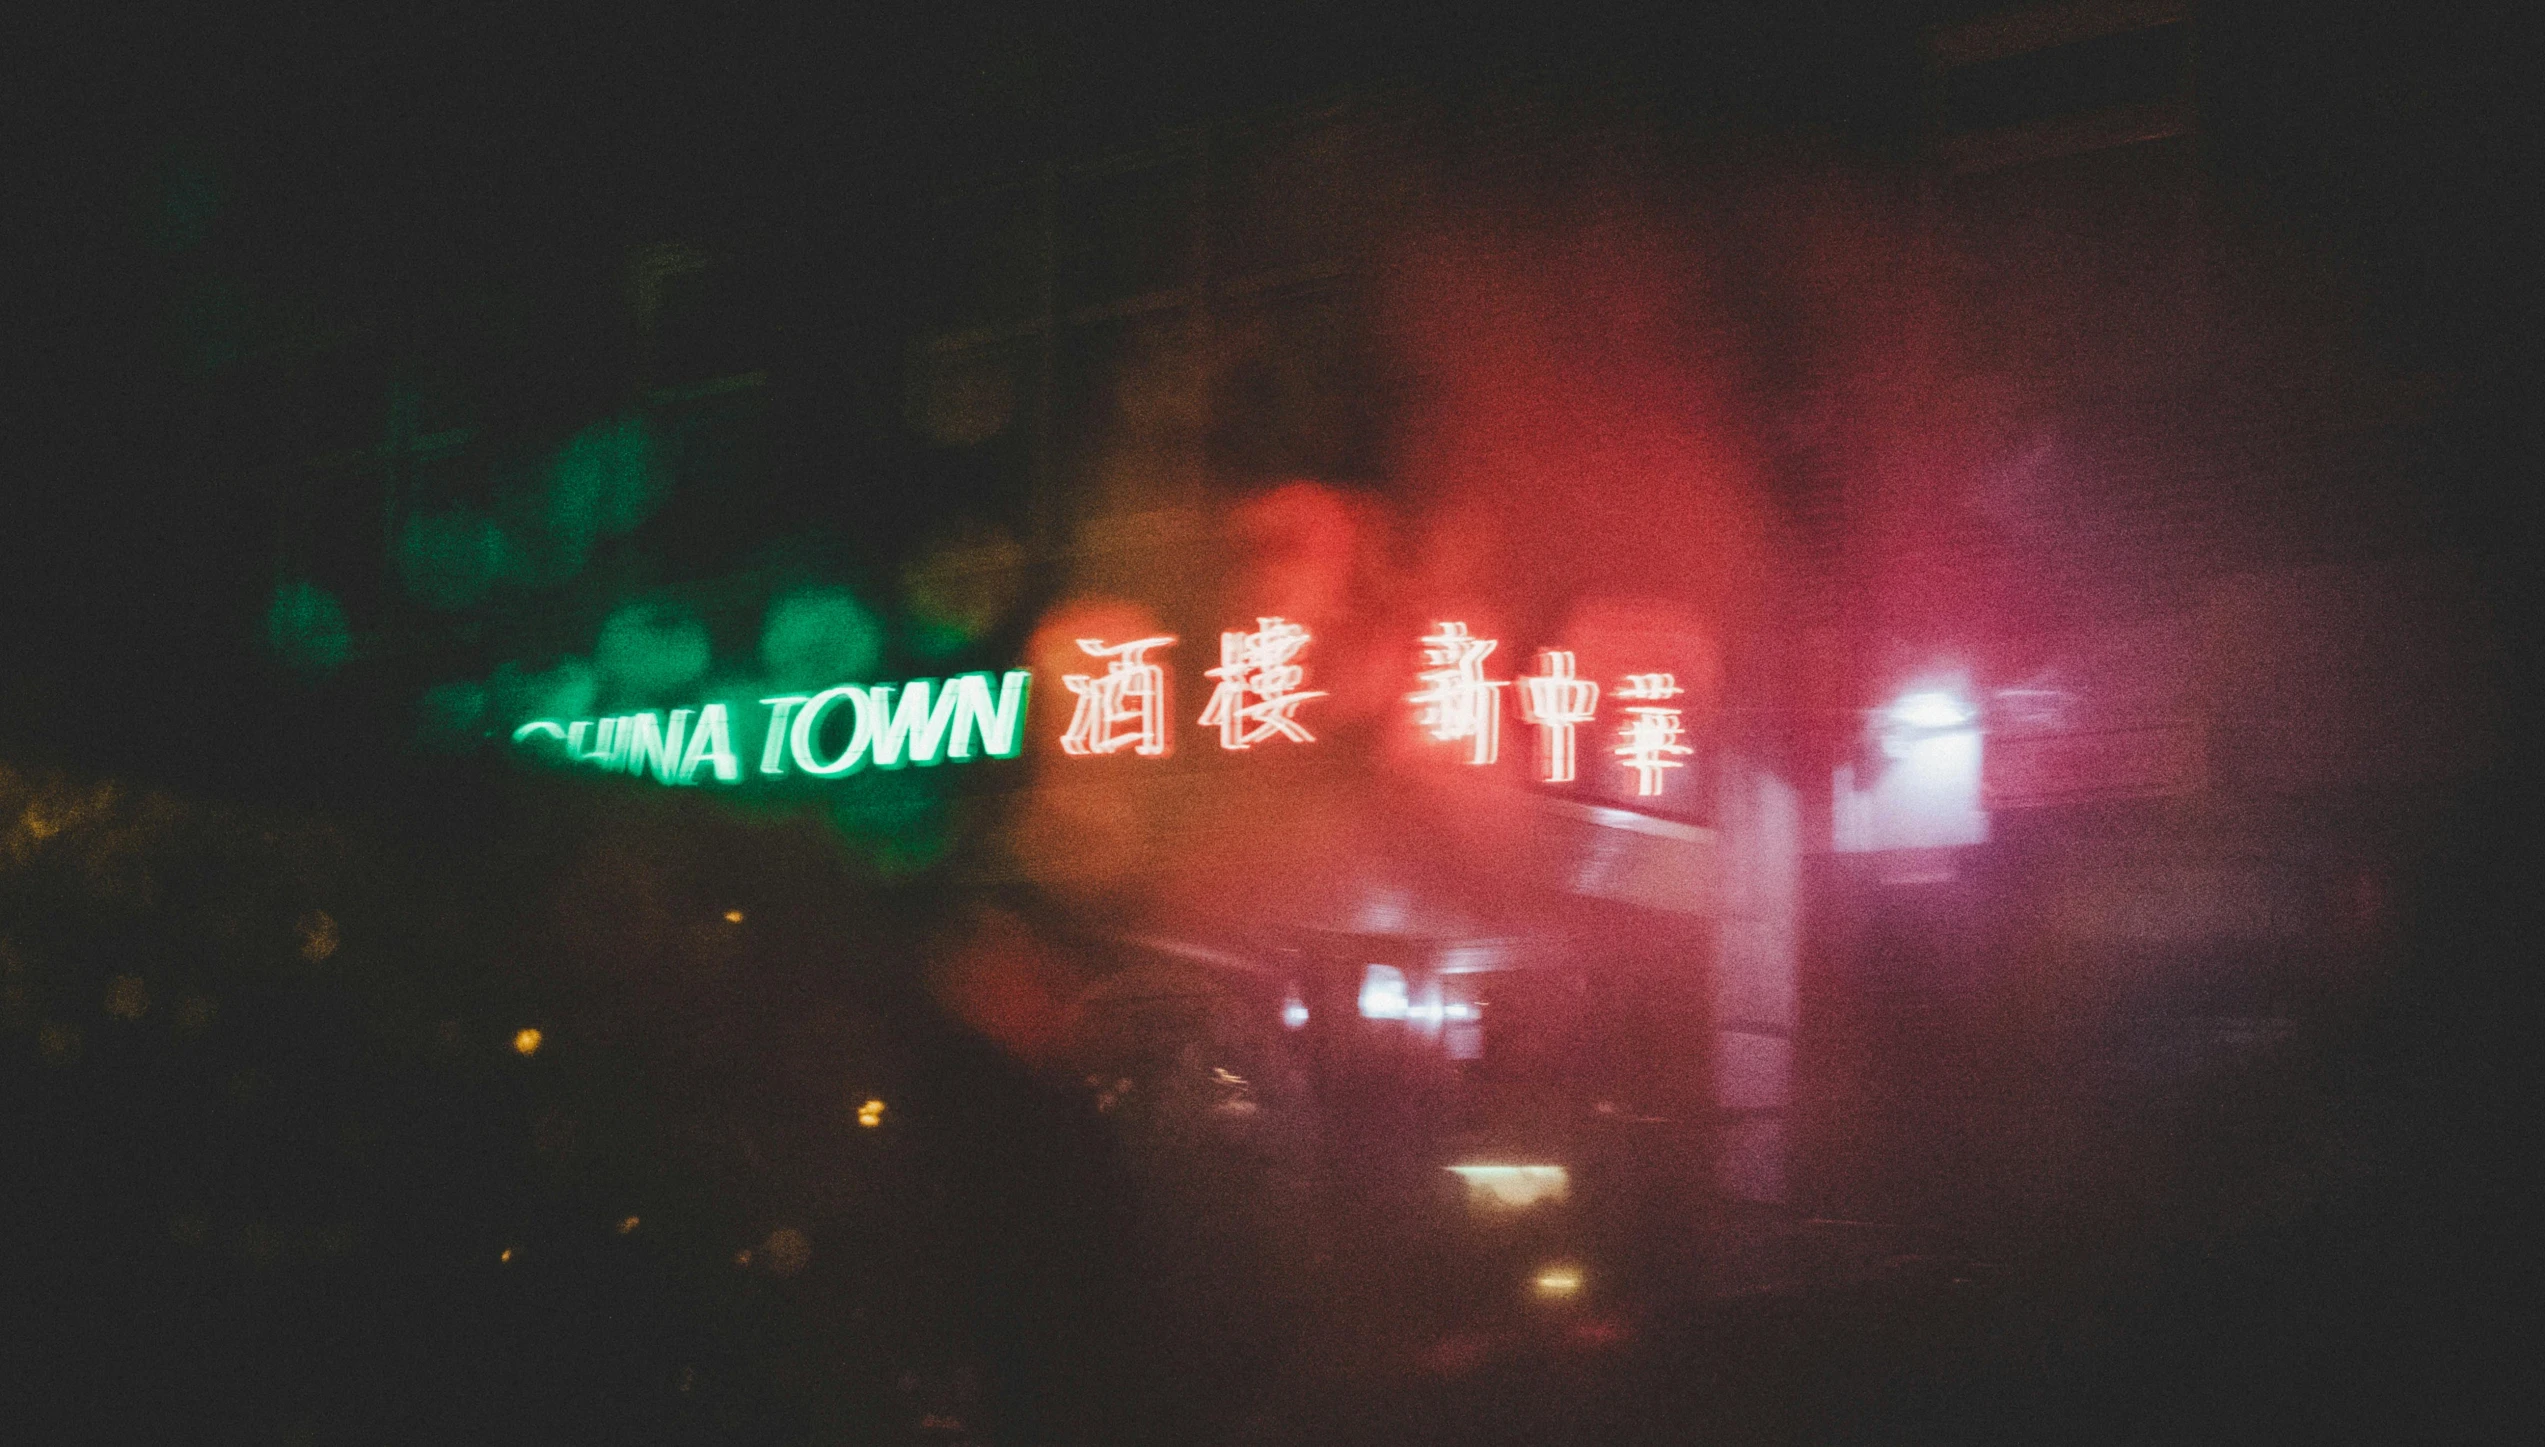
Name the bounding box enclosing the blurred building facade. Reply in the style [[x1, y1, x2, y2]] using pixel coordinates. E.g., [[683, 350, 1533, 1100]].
[[193, 0, 2505, 1275]]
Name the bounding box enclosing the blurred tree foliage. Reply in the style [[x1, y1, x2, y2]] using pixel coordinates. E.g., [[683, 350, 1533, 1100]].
[[0, 753, 1020, 1443]]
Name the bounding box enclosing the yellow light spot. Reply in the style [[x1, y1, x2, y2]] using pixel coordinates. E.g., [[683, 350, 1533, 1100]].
[[733, 1249, 752, 1267], [499, 1247, 514, 1263], [176, 994, 217, 1035], [763, 1226, 811, 1277], [104, 974, 151, 1020], [1532, 1263, 1584, 1300], [723, 909, 745, 924], [297, 910, 339, 963], [856, 1098, 885, 1128], [37, 1020, 82, 1065], [617, 1215, 640, 1234], [513, 1027, 543, 1057]]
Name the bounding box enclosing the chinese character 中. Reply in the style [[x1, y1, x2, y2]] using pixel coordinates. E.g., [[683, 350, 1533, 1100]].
[[1198, 617, 1325, 749], [1518, 649, 1602, 784], [1059, 636, 1177, 756], [1410, 622, 1506, 766], [1614, 672, 1693, 796]]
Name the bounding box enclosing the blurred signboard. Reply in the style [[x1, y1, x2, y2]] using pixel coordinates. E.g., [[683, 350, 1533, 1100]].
[[1536, 799, 1715, 915], [1984, 721, 2203, 808]]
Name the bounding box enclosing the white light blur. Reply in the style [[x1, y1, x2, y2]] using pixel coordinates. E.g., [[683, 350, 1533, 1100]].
[[1281, 993, 1310, 1029], [1447, 1163, 1569, 1211], [1889, 690, 1975, 730], [1358, 964, 1408, 1020]]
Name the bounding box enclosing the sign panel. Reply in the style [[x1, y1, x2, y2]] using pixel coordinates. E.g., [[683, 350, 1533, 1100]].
[[507, 619, 1711, 808]]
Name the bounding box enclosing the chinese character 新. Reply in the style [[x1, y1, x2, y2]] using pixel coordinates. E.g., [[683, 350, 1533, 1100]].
[[1198, 617, 1325, 749], [1059, 636, 1177, 756], [1614, 672, 1693, 796], [1518, 649, 1601, 783], [1410, 622, 1506, 766]]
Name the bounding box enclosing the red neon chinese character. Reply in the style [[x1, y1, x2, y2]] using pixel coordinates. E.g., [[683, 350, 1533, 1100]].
[[1518, 649, 1602, 783], [1060, 636, 1176, 756], [1198, 617, 1325, 750], [1614, 672, 1693, 796], [1410, 622, 1506, 766]]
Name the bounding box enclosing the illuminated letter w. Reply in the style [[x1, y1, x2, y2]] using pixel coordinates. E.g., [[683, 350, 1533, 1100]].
[[947, 671, 1031, 760], [868, 682, 962, 768]]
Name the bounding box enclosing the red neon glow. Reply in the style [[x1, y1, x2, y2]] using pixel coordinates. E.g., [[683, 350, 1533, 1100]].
[[1614, 672, 1692, 796], [1410, 622, 1506, 766], [1518, 649, 1601, 783], [1198, 617, 1325, 749], [1059, 636, 1177, 756]]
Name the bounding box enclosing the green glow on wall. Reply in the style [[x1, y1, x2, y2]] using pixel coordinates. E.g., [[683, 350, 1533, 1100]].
[[266, 580, 351, 675], [596, 604, 710, 703], [760, 590, 882, 690]]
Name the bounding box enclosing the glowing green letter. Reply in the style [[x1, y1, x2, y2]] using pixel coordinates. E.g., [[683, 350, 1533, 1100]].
[[758, 696, 811, 775], [868, 679, 965, 768], [947, 670, 1031, 759], [513, 720, 568, 745], [676, 703, 739, 784], [571, 718, 626, 770], [790, 685, 873, 776], [622, 710, 693, 784]]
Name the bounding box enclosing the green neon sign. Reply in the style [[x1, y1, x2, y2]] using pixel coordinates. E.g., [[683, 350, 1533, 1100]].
[[512, 670, 1030, 784]]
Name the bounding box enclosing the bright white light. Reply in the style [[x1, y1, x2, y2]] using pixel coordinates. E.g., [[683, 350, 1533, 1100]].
[[1448, 1164, 1568, 1211], [1281, 993, 1310, 1029], [1836, 728, 1990, 853], [1889, 690, 1974, 730], [1357, 964, 1408, 1020]]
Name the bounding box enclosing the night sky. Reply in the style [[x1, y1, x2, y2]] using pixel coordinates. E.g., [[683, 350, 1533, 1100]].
[[10, 5, 2531, 797]]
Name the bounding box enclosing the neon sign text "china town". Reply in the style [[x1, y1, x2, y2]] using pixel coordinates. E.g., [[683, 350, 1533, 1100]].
[[513, 671, 1031, 783], [509, 623, 1694, 797]]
